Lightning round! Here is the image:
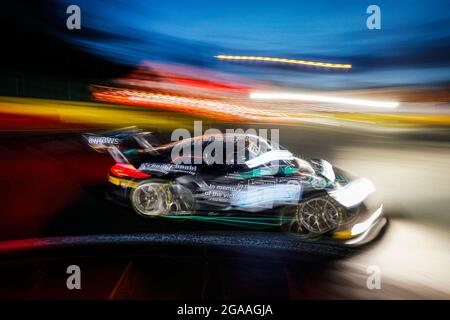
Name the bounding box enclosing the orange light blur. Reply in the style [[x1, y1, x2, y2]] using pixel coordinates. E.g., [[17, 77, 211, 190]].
[[93, 88, 292, 122]]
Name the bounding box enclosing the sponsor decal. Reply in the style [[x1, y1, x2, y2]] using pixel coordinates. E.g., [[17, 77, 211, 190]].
[[87, 136, 120, 145], [138, 163, 197, 175]]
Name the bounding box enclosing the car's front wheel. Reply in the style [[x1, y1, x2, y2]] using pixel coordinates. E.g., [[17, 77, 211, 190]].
[[281, 196, 343, 235], [298, 196, 342, 234]]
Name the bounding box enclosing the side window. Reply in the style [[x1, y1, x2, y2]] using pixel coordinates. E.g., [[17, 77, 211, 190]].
[[255, 160, 290, 175], [229, 136, 263, 165]]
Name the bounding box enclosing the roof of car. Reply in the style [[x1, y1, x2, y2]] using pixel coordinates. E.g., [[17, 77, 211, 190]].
[[153, 132, 268, 151]]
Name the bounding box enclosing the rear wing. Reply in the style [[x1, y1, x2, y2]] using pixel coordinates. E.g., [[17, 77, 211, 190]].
[[82, 127, 159, 163], [83, 133, 122, 150]]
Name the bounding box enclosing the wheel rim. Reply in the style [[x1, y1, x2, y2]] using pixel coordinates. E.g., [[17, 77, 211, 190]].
[[131, 183, 195, 217], [167, 185, 195, 213], [298, 197, 340, 234], [132, 183, 168, 216]]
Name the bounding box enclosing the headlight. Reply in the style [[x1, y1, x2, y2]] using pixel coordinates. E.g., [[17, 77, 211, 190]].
[[328, 178, 375, 208]]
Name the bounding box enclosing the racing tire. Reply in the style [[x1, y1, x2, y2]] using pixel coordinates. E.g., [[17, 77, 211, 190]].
[[130, 180, 194, 218]]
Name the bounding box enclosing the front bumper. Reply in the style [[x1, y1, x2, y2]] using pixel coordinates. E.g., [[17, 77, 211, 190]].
[[332, 198, 387, 246], [342, 215, 387, 246]]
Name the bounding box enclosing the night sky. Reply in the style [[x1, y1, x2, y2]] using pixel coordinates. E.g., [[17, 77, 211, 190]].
[[56, 0, 450, 88]]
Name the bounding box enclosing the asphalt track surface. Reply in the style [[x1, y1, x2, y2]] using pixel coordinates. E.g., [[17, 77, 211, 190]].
[[0, 122, 449, 299]]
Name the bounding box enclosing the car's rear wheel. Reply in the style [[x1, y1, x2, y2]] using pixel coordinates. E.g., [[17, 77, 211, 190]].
[[130, 181, 194, 217]]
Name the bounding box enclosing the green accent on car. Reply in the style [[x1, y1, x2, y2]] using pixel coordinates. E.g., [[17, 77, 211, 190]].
[[123, 149, 138, 155], [239, 166, 299, 179]]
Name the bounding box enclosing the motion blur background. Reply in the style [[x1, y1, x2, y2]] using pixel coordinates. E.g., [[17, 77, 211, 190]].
[[0, 0, 448, 299]]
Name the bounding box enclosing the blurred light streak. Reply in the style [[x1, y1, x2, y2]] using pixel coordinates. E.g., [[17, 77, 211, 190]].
[[250, 91, 400, 108], [215, 55, 352, 69], [122, 61, 256, 96], [93, 89, 292, 122], [0, 97, 194, 131], [333, 113, 450, 126], [167, 77, 250, 92]]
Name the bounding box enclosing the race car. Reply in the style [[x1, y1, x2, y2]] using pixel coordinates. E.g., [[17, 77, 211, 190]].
[[83, 127, 387, 246]]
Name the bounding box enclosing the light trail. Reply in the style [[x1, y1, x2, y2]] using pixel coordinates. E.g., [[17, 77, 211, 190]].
[[215, 55, 352, 69], [93, 89, 291, 121], [250, 91, 400, 108]]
